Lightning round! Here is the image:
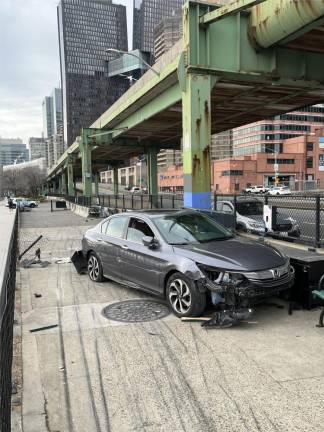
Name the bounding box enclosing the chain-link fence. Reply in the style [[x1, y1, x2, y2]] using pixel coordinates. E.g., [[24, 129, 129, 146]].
[[214, 193, 324, 248], [0, 210, 18, 431]]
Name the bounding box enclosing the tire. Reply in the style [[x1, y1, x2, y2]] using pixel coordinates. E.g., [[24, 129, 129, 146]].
[[166, 272, 206, 318], [30, 203, 36, 208], [87, 252, 104, 282]]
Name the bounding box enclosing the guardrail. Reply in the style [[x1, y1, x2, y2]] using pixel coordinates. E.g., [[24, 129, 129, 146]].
[[0, 208, 18, 431]]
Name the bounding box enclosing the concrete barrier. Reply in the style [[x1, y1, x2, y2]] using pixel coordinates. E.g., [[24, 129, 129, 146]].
[[47, 197, 90, 218]]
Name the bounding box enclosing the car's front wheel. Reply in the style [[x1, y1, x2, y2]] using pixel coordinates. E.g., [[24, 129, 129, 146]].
[[166, 273, 206, 318], [30, 203, 36, 208], [87, 252, 104, 282]]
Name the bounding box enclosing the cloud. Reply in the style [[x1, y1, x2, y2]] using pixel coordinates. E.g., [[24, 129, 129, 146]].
[[0, 0, 133, 145], [0, 0, 60, 143]]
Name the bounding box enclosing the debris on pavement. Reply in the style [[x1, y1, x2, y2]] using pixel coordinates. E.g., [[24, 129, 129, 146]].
[[201, 308, 254, 328], [30, 324, 58, 333], [71, 250, 87, 274], [33, 293, 42, 298]]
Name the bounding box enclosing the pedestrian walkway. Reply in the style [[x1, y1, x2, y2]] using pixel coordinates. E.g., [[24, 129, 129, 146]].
[[17, 203, 324, 432]]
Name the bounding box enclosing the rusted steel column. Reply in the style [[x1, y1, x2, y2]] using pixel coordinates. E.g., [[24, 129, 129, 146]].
[[182, 74, 212, 209], [249, 0, 324, 49]]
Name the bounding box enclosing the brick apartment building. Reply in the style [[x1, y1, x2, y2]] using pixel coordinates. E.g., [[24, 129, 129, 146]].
[[158, 127, 324, 193]]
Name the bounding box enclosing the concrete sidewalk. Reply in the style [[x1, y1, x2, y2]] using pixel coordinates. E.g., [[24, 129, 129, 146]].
[[18, 203, 324, 432]]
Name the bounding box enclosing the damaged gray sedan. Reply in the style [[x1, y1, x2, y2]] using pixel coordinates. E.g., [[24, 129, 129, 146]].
[[82, 210, 294, 318]]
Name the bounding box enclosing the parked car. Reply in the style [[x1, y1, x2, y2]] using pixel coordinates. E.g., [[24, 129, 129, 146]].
[[130, 186, 142, 194], [19, 198, 38, 208], [268, 186, 292, 196], [245, 185, 268, 194], [81, 210, 294, 318], [217, 198, 300, 238]]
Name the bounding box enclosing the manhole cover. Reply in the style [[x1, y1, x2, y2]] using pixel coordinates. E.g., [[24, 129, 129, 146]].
[[102, 299, 170, 323]]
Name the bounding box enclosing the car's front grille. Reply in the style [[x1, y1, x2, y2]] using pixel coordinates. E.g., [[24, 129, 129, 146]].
[[247, 271, 292, 288]]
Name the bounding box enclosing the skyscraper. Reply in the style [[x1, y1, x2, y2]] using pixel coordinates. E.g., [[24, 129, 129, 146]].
[[133, 0, 183, 58], [42, 88, 63, 139], [29, 137, 47, 162], [57, 0, 129, 147], [0, 138, 29, 166]]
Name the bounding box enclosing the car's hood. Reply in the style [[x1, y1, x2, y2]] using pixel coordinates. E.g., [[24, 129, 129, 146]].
[[173, 237, 286, 272]]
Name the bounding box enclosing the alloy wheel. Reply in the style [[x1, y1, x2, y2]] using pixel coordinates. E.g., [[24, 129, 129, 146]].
[[169, 279, 192, 314], [88, 255, 100, 281]]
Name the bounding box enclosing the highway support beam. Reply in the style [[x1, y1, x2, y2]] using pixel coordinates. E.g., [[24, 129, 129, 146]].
[[113, 167, 119, 196], [67, 158, 75, 197], [62, 172, 67, 196], [80, 129, 93, 198], [147, 146, 158, 196], [182, 74, 213, 209], [94, 173, 100, 197]]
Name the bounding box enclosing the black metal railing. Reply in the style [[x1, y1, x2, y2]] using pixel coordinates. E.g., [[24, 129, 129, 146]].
[[48, 192, 324, 248], [0, 210, 18, 431]]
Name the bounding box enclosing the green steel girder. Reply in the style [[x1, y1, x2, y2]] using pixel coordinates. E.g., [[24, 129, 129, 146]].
[[80, 129, 93, 198], [111, 84, 181, 140], [200, 0, 266, 26], [185, 1, 324, 85]]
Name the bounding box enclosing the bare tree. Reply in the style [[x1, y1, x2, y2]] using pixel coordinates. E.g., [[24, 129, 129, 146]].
[[2, 166, 46, 197]]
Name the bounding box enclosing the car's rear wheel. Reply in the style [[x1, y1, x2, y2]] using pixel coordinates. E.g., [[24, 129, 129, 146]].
[[166, 273, 206, 318], [87, 252, 104, 282], [30, 203, 36, 208]]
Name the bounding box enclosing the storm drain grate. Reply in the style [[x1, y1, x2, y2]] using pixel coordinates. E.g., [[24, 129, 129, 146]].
[[102, 299, 170, 323]]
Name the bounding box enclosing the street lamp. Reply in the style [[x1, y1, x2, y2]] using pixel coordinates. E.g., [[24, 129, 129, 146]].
[[264, 145, 279, 185], [106, 48, 160, 77]]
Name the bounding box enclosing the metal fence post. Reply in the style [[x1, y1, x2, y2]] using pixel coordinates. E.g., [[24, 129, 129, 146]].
[[141, 194, 143, 210], [233, 195, 237, 232], [131, 194, 134, 210], [213, 192, 217, 211], [172, 195, 175, 209], [315, 195, 321, 248]]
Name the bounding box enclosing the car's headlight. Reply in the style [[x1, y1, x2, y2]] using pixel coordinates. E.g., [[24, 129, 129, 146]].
[[198, 265, 245, 287]]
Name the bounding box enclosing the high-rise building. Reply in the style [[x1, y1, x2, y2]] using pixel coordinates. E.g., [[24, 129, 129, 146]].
[[58, 0, 129, 147], [42, 96, 54, 139], [133, 0, 183, 59], [29, 137, 47, 162], [232, 106, 324, 157], [154, 15, 182, 60], [42, 88, 63, 139], [47, 125, 65, 169], [0, 138, 29, 166], [211, 130, 233, 160]]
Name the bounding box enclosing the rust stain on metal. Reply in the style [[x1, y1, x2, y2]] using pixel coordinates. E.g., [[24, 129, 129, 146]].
[[203, 145, 210, 165], [204, 101, 209, 117], [193, 154, 200, 172]]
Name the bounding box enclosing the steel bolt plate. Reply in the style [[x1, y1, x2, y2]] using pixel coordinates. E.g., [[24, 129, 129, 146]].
[[102, 299, 170, 323]]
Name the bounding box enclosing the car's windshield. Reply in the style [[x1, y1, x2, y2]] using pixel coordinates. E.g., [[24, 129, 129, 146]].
[[236, 201, 263, 216], [153, 212, 233, 245]]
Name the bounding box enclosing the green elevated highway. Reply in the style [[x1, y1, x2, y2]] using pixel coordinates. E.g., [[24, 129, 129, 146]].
[[47, 0, 324, 209]]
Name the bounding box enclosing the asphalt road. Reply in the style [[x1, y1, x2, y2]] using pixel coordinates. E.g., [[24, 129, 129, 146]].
[[17, 203, 324, 432]]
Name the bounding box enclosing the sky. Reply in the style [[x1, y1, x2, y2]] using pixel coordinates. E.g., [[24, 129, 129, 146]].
[[0, 0, 133, 146]]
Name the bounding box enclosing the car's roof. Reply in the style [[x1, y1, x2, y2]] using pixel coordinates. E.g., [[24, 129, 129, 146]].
[[113, 209, 200, 219]]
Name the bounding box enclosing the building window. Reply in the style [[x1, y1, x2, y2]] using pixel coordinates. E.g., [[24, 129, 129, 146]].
[[235, 183, 240, 191], [267, 159, 295, 165], [307, 142, 313, 151], [215, 184, 219, 191], [306, 157, 313, 168], [221, 170, 243, 176]]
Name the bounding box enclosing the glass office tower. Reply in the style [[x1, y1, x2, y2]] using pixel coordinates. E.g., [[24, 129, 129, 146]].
[[58, 0, 129, 147], [133, 0, 183, 59]]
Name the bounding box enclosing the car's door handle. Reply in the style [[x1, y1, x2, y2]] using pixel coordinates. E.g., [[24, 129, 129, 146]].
[[121, 245, 129, 250]]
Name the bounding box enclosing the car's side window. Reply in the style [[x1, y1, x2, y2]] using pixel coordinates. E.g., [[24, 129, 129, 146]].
[[127, 218, 155, 244], [106, 216, 128, 239], [222, 203, 233, 213]]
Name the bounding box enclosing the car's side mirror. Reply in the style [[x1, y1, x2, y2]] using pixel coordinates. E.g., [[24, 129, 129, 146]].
[[142, 236, 159, 249]]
